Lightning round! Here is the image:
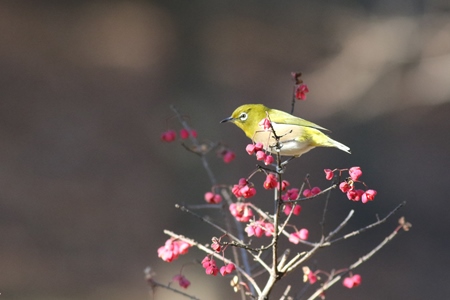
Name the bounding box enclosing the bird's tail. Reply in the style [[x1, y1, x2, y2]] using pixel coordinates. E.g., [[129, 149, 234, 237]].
[[328, 138, 351, 154]]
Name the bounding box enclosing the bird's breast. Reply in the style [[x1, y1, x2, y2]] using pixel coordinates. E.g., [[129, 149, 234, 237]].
[[251, 122, 315, 156]]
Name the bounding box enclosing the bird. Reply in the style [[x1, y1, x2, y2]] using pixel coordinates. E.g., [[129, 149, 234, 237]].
[[221, 104, 350, 157]]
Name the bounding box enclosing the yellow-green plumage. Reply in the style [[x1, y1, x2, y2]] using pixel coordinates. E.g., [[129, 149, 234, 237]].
[[221, 104, 350, 157]]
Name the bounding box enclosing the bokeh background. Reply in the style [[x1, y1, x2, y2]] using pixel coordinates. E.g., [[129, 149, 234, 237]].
[[1, 0, 449, 299]]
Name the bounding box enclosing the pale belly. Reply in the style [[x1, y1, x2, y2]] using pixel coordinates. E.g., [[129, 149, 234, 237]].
[[252, 128, 315, 157], [267, 140, 315, 156]]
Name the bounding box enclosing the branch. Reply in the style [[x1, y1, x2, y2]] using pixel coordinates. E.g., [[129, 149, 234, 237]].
[[170, 105, 217, 186], [326, 201, 406, 245], [145, 267, 201, 300], [175, 204, 242, 244], [306, 217, 411, 300]]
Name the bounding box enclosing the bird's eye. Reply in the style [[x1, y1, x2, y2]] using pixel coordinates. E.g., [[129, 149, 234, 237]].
[[239, 112, 248, 121]]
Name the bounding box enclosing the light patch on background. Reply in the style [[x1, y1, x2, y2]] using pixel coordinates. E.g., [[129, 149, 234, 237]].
[[308, 17, 418, 115], [74, 2, 176, 71]]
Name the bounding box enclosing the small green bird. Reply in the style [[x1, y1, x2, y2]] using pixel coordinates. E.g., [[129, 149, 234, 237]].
[[221, 104, 350, 157]]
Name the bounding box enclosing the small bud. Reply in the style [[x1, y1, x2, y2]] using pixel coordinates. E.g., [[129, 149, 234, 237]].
[[291, 72, 303, 84]]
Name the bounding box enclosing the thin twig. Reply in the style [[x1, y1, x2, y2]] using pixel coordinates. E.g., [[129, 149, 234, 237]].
[[306, 219, 410, 300], [281, 237, 324, 273], [324, 210, 354, 242], [175, 204, 242, 243], [320, 181, 336, 237], [280, 285, 292, 300], [170, 105, 217, 186], [327, 202, 406, 245], [145, 267, 201, 300]]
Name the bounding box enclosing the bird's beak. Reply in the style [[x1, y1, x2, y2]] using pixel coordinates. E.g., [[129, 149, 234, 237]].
[[220, 116, 234, 123]]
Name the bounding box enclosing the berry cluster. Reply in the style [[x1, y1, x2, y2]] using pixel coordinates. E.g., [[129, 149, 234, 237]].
[[263, 173, 289, 190], [204, 191, 222, 204], [161, 128, 198, 142], [172, 274, 190, 289], [325, 167, 377, 203], [292, 72, 310, 100], [201, 256, 235, 277], [229, 202, 253, 222], [289, 228, 309, 243], [232, 178, 257, 199], [161, 127, 235, 163], [157, 238, 191, 262], [245, 220, 275, 237], [343, 274, 362, 289], [246, 143, 274, 165]]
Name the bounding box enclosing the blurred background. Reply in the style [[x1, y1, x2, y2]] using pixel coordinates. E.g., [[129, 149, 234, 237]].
[[1, 0, 449, 299]]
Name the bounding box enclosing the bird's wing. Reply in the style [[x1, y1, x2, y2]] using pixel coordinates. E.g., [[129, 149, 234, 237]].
[[268, 109, 330, 132]]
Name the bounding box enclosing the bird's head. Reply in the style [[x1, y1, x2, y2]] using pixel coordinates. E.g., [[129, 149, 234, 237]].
[[221, 104, 269, 138]]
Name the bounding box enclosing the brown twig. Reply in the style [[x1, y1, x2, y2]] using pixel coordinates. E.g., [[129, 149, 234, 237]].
[[306, 217, 411, 300], [144, 267, 201, 300]]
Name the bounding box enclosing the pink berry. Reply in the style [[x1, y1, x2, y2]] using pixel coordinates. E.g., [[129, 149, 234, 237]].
[[299, 228, 309, 240], [254, 142, 264, 152], [324, 169, 334, 180], [180, 128, 190, 139], [223, 150, 235, 163], [310, 187, 321, 195], [263, 174, 278, 190], [256, 150, 266, 161], [246, 144, 256, 155], [258, 118, 271, 130], [339, 181, 352, 193], [264, 154, 274, 165], [161, 130, 177, 142], [295, 84, 309, 100], [349, 166, 362, 181], [362, 189, 377, 203]]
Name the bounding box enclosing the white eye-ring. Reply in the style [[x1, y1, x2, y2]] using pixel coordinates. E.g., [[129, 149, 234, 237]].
[[239, 112, 248, 121]]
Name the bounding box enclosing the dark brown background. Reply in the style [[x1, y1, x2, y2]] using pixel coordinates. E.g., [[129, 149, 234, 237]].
[[1, 1, 449, 299]]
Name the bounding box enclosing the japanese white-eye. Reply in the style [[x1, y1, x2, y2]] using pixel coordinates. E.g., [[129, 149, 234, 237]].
[[221, 104, 350, 157]]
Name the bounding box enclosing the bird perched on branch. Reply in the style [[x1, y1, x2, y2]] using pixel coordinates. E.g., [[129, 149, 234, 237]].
[[221, 104, 350, 157]]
